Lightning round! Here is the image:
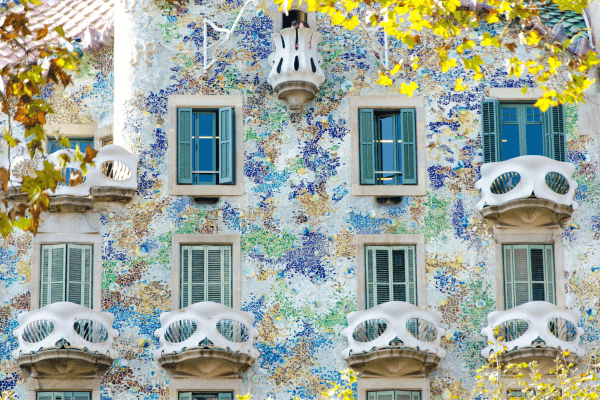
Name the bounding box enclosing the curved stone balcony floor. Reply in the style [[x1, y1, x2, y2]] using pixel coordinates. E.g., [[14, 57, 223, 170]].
[[345, 347, 441, 378], [480, 198, 574, 227], [156, 347, 255, 378], [15, 348, 114, 378], [494, 346, 582, 374]]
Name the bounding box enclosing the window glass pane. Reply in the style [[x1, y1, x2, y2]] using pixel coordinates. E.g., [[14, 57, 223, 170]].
[[378, 114, 396, 185], [526, 107, 541, 122], [501, 124, 520, 161], [525, 124, 544, 156], [392, 250, 406, 283], [102, 137, 114, 147], [194, 113, 216, 184], [502, 107, 517, 122], [48, 138, 94, 153]]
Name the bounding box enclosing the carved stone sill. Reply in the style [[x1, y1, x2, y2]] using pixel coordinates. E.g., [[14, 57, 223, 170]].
[[480, 198, 574, 227], [3, 187, 28, 202], [48, 196, 94, 212], [496, 347, 581, 374], [345, 348, 441, 378], [156, 348, 256, 379], [90, 187, 136, 203], [274, 81, 318, 111], [15, 349, 114, 379]]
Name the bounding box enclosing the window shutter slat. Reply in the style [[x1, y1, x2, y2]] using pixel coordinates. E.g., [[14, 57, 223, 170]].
[[207, 247, 224, 303], [190, 247, 205, 306], [219, 107, 235, 184], [482, 99, 500, 163], [359, 109, 376, 184], [406, 246, 417, 305], [41, 246, 51, 307], [545, 105, 566, 161], [83, 246, 93, 308], [222, 247, 232, 307], [366, 247, 374, 308], [503, 245, 514, 310], [512, 245, 531, 307], [400, 109, 417, 184], [180, 246, 190, 308], [178, 392, 192, 400], [177, 108, 194, 184], [67, 245, 84, 306], [50, 245, 66, 304], [544, 245, 556, 305]]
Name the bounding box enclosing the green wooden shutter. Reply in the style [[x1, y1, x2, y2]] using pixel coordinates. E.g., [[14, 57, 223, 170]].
[[544, 105, 566, 161], [177, 108, 194, 184], [544, 245, 555, 305], [72, 393, 90, 400], [222, 247, 232, 307], [180, 246, 190, 308], [219, 107, 235, 185], [512, 245, 531, 307], [178, 392, 192, 400], [359, 109, 376, 184], [37, 392, 54, 400], [503, 245, 515, 310], [400, 109, 417, 184], [190, 247, 206, 305], [406, 246, 417, 305], [375, 247, 390, 305], [366, 246, 375, 308], [504, 245, 555, 309], [63, 393, 72, 400], [482, 99, 500, 163], [219, 393, 233, 400], [40, 246, 51, 307], [367, 392, 377, 400], [47, 244, 67, 305], [376, 391, 394, 400], [207, 246, 229, 305], [396, 391, 413, 400], [66, 245, 93, 307]]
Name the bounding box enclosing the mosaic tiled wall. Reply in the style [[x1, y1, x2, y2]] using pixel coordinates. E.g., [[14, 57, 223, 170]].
[[1, 1, 600, 400]]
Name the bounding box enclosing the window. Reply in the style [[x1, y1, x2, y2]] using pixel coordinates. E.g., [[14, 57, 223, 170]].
[[482, 101, 565, 163], [48, 137, 94, 153], [179, 393, 232, 400], [101, 137, 113, 147], [359, 109, 417, 186], [282, 9, 307, 28], [365, 245, 417, 308], [37, 392, 91, 400], [177, 107, 235, 186], [367, 391, 421, 400], [40, 244, 93, 308], [503, 244, 555, 310], [180, 245, 232, 308]]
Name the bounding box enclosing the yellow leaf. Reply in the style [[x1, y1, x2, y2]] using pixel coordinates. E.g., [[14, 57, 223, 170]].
[[521, 86, 528, 94], [454, 78, 467, 91], [377, 72, 393, 86], [390, 63, 401, 75], [400, 81, 419, 97]]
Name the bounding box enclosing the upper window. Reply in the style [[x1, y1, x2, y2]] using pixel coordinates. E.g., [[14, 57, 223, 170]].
[[101, 137, 113, 147], [368, 391, 421, 400], [359, 109, 417, 186], [482, 101, 565, 163], [48, 137, 94, 153], [282, 9, 308, 28], [503, 244, 555, 310], [179, 393, 232, 400], [177, 107, 235, 186], [365, 245, 417, 308], [40, 244, 93, 308], [37, 392, 91, 400], [180, 245, 232, 308]]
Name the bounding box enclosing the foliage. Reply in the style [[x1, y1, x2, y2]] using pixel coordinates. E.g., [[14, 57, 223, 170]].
[[1, 391, 15, 400], [276, 0, 599, 109], [0, 0, 89, 237]]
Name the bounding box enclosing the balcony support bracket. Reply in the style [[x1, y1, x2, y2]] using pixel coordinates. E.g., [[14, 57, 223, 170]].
[[480, 198, 574, 227], [346, 348, 441, 378], [157, 348, 255, 379]]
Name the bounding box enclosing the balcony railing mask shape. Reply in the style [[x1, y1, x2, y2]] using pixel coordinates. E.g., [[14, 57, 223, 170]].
[[341, 301, 446, 359], [480, 301, 584, 359], [154, 301, 259, 359], [12, 302, 119, 358], [0, 143, 139, 196], [267, 27, 325, 110], [475, 155, 578, 210]]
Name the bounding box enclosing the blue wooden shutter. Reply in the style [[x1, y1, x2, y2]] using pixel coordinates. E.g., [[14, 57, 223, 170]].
[[544, 105, 566, 161], [400, 109, 417, 184], [359, 109, 376, 184], [219, 107, 235, 184], [219, 393, 233, 400], [178, 393, 192, 400], [67, 245, 93, 308], [177, 108, 194, 184], [482, 99, 500, 163]]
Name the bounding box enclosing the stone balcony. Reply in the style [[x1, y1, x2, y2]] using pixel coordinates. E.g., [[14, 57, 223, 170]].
[[154, 302, 259, 378], [475, 155, 578, 227], [267, 27, 325, 111], [0, 143, 139, 211], [481, 301, 584, 372], [11, 302, 119, 379], [341, 302, 446, 378]]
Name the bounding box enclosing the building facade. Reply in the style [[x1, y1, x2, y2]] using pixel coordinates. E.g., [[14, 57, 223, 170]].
[[1, 1, 600, 400]]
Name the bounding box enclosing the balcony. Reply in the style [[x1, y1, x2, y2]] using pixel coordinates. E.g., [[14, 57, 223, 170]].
[[0, 143, 139, 211], [475, 155, 578, 227], [154, 302, 259, 378], [481, 301, 584, 372], [267, 27, 325, 111], [341, 302, 446, 378], [11, 302, 119, 378]]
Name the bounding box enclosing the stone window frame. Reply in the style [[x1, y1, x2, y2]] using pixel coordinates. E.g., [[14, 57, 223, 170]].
[[26, 377, 100, 400], [30, 231, 102, 312], [43, 123, 113, 151], [357, 377, 430, 400], [169, 379, 243, 400], [167, 95, 244, 197], [272, 1, 317, 31], [350, 96, 427, 197], [171, 234, 242, 311], [493, 226, 566, 311], [355, 234, 427, 311]]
